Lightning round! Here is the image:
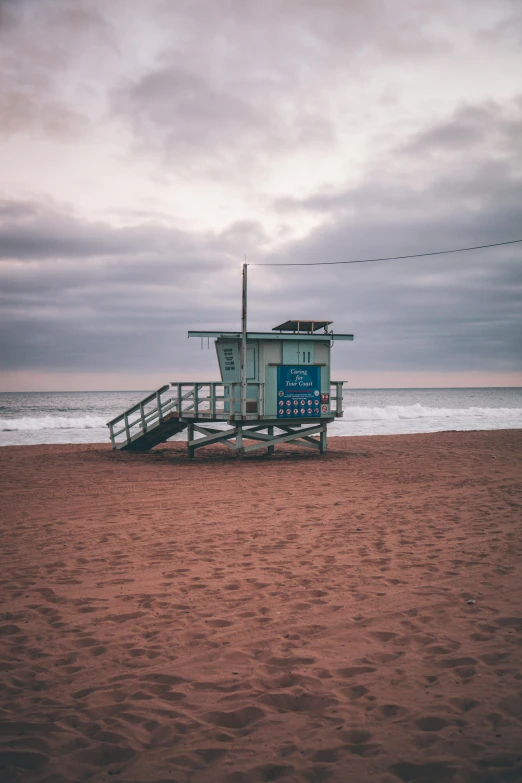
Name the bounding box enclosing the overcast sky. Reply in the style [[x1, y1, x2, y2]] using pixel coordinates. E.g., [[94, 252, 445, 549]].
[[1, 0, 521, 391]]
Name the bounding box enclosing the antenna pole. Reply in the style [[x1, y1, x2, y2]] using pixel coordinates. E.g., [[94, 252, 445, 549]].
[[240, 263, 248, 419]]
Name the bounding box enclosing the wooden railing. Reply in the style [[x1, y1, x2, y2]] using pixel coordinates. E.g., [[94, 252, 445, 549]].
[[107, 384, 175, 448], [107, 382, 264, 448], [330, 381, 344, 417]]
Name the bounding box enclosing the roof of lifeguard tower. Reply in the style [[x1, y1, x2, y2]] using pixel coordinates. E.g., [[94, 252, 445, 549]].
[[272, 320, 332, 333], [188, 321, 353, 341]]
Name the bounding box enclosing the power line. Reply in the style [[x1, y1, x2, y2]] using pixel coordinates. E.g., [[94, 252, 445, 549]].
[[253, 238, 522, 267]]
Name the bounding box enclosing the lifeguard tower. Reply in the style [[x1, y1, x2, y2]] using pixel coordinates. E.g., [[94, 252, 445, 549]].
[[107, 267, 353, 457]]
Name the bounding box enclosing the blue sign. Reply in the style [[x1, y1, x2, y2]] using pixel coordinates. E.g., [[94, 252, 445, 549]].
[[277, 365, 321, 418]]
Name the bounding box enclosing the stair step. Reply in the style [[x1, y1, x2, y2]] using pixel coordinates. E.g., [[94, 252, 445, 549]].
[[116, 412, 187, 452]]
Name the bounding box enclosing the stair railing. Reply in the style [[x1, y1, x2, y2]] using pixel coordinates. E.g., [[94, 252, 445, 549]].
[[107, 380, 271, 448], [107, 384, 175, 447], [227, 382, 265, 419]]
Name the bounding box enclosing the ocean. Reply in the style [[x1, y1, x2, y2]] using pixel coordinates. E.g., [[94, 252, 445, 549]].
[[0, 387, 521, 446]]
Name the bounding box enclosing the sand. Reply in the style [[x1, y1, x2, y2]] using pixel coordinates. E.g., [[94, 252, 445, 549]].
[[1, 430, 521, 783]]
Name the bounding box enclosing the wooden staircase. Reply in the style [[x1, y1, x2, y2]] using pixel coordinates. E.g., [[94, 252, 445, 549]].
[[107, 385, 188, 451], [118, 413, 187, 452], [107, 383, 233, 452]]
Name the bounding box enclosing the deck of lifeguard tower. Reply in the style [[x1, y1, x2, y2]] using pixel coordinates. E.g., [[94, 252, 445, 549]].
[[107, 320, 353, 457]]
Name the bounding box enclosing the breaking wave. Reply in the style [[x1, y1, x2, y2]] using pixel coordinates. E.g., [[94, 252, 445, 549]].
[[0, 416, 107, 431], [0, 403, 520, 444], [340, 404, 522, 422], [328, 403, 522, 437]]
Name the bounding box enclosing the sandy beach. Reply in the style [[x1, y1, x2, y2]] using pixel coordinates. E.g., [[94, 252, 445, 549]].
[[1, 430, 521, 783]]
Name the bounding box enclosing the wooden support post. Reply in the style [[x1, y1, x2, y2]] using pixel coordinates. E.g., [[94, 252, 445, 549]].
[[210, 383, 216, 417], [240, 263, 247, 420], [267, 425, 275, 455], [156, 390, 163, 420], [109, 423, 115, 448], [124, 413, 131, 445], [187, 422, 195, 459], [236, 424, 243, 457], [140, 402, 147, 432], [336, 382, 343, 416], [258, 383, 264, 417], [320, 422, 327, 454], [228, 384, 235, 421]]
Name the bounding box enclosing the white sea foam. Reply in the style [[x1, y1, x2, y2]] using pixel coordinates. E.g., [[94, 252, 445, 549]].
[[341, 404, 520, 422], [0, 394, 520, 445], [329, 404, 522, 437], [0, 415, 107, 431]]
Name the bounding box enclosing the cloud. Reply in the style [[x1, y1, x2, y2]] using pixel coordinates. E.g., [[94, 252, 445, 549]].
[[0, 198, 203, 260], [275, 97, 522, 215], [252, 99, 522, 374], [114, 66, 274, 169], [113, 63, 336, 175], [109, 0, 462, 174], [0, 197, 263, 372], [1, 97, 521, 379], [402, 100, 522, 162], [0, 0, 113, 138], [1, 125, 521, 378], [0, 0, 521, 387]]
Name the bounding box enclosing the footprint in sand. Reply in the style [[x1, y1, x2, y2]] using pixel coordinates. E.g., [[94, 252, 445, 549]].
[[192, 680, 242, 693], [437, 656, 478, 668], [0, 751, 47, 773], [390, 761, 455, 782], [437, 656, 478, 680], [449, 697, 479, 713], [414, 716, 451, 731], [336, 666, 376, 678], [480, 651, 510, 666], [499, 691, 522, 717], [204, 706, 265, 730], [264, 656, 316, 669], [372, 703, 409, 721], [338, 728, 383, 757], [343, 684, 369, 700], [258, 692, 338, 714], [370, 631, 399, 642], [206, 619, 233, 628], [223, 763, 295, 783], [495, 617, 522, 632], [311, 747, 343, 762]]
